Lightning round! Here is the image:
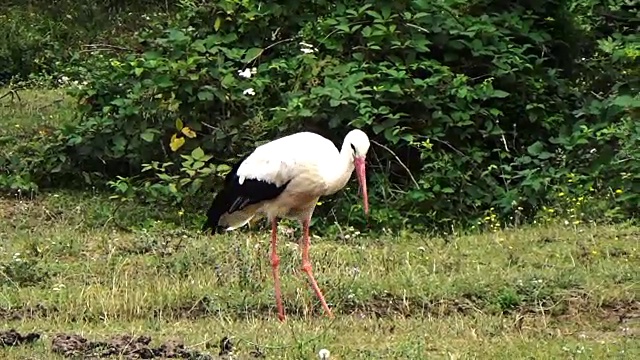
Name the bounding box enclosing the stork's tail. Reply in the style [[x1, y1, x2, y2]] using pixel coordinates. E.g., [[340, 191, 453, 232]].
[[202, 187, 257, 234]]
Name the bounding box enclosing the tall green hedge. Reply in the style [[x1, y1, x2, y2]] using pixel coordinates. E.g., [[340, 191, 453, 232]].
[[2, 0, 639, 232]]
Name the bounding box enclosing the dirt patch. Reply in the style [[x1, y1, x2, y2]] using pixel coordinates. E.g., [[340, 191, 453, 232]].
[[51, 333, 219, 359], [0, 329, 263, 359], [0, 329, 41, 347], [601, 300, 640, 325], [0, 304, 58, 321]]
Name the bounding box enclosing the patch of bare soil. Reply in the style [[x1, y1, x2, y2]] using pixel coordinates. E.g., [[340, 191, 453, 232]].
[[0, 329, 264, 359], [51, 333, 218, 359], [0, 329, 41, 347]]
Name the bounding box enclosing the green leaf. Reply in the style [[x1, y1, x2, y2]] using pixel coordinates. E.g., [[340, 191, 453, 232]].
[[111, 98, 126, 107], [197, 91, 214, 101], [612, 95, 640, 108], [527, 141, 544, 156], [538, 151, 553, 160], [154, 75, 173, 88], [381, 6, 391, 19], [113, 135, 127, 150], [242, 47, 263, 63], [372, 124, 385, 134], [365, 10, 381, 19], [134, 68, 144, 77], [191, 147, 205, 160], [140, 129, 156, 142], [492, 90, 510, 98], [214, 17, 222, 32], [175, 119, 184, 130], [191, 40, 206, 53], [167, 29, 189, 42], [401, 134, 414, 143]]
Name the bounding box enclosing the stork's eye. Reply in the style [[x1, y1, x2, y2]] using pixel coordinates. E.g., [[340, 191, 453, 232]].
[[350, 143, 357, 155]]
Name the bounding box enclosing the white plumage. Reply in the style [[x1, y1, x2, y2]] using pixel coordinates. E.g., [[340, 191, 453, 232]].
[[236, 132, 338, 187]]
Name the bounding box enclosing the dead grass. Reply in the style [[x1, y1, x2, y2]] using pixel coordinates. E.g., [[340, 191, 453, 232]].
[[1, 192, 638, 359]]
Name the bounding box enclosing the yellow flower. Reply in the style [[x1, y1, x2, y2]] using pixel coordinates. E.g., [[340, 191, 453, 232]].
[[615, 189, 623, 194]]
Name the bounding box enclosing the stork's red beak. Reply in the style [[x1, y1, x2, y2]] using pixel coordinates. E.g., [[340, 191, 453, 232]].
[[354, 156, 369, 216]]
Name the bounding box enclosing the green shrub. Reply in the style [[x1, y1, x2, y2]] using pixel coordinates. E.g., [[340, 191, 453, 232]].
[[2, 0, 639, 233]]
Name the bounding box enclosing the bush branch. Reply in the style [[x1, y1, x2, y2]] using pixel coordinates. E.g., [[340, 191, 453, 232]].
[[371, 140, 420, 189]]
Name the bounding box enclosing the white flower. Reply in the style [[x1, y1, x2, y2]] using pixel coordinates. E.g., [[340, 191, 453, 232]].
[[238, 68, 253, 78], [318, 348, 330, 360], [57, 76, 70, 85], [300, 41, 317, 54], [243, 88, 255, 96]]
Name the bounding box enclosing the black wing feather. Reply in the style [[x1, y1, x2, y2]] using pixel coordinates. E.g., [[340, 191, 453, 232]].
[[202, 155, 291, 234]]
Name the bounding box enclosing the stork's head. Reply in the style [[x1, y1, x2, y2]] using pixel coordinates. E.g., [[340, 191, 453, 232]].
[[345, 129, 370, 216]]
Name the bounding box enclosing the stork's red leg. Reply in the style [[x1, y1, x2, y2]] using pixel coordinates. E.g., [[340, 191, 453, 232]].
[[270, 218, 285, 321], [300, 218, 334, 318]]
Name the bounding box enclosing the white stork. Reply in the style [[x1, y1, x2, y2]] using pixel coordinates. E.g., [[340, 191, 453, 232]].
[[202, 129, 370, 321]]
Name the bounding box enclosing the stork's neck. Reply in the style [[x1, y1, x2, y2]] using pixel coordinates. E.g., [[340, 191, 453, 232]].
[[324, 143, 355, 195]]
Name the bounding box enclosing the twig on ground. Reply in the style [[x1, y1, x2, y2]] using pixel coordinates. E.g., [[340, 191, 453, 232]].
[[0, 89, 21, 102]]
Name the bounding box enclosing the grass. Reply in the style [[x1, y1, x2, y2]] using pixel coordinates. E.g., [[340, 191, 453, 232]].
[[0, 85, 637, 358], [0, 86, 75, 137], [1, 192, 638, 359], [0, 85, 77, 192]]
